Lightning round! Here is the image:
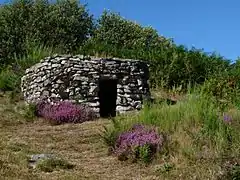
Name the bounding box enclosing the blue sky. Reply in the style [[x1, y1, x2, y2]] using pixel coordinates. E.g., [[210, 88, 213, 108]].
[[0, 0, 238, 61], [82, 0, 239, 61]]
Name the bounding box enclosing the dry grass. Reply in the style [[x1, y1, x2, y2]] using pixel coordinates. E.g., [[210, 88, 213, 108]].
[[0, 94, 238, 180], [0, 121, 161, 179], [0, 95, 162, 180], [0, 119, 221, 180]]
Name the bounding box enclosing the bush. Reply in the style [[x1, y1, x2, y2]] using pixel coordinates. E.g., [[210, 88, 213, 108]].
[[112, 124, 164, 163], [81, 11, 230, 88], [36, 100, 97, 125], [103, 89, 239, 164], [0, 1, 231, 89], [0, 0, 93, 66], [88, 10, 170, 51]]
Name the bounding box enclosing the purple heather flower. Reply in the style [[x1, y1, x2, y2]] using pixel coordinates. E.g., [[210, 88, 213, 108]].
[[36, 100, 97, 125], [114, 124, 164, 161], [223, 113, 232, 124]]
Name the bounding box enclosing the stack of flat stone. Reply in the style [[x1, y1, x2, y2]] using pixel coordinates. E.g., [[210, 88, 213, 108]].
[[21, 54, 151, 115]]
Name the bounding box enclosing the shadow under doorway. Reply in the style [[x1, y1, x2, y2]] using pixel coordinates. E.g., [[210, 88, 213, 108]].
[[98, 78, 118, 118]]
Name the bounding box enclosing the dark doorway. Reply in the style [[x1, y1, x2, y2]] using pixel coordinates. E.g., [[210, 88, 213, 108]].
[[98, 79, 118, 118]]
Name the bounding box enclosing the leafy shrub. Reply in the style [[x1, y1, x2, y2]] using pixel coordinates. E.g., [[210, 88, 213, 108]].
[[82, 11, 230, 88], [202, 76, 239, 99], [0, 1, 232, 89], [113, 124, 164, 163], [231, 164, 240, 180], [0, 0, 93, 66], [36, 100, 97, 125], [103, 89, 239, 162], [88, 10, 170, 51]]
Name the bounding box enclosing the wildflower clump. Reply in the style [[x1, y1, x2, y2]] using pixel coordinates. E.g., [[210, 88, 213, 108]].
[[36, 100, 97, 125], [114, 124, 164, 163]]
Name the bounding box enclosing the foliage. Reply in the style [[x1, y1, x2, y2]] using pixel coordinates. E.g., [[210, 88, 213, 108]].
[[0, 66, 20, 91], [88, 10, 171, 51], [101, 118, 122, 152], [36, 100, 97, 125], [15, 40, 59, 71], [103, 89, 240, 164], [0, 1, 233, 89], [231, 164, 240, 180], [81, 11, 230, 88], [201, 67, 240, 109], [0, 41, 59, 93], [0, 0, 93, 66], [105, 123, 164, 163]]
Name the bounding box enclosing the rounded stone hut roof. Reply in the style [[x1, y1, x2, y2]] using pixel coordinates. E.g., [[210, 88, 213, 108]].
[[21, 54, 151, 115]]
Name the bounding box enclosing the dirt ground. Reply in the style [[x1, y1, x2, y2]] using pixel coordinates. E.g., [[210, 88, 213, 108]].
[[0, 115, 162, 180]]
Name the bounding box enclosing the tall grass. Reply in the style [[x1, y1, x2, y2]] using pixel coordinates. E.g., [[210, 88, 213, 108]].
[[0, 1, 232, 89], [102, 88, 240, 160], [15, 40, 59, 71], [0, 42, 59, 92], [0, 67, 20, 91]]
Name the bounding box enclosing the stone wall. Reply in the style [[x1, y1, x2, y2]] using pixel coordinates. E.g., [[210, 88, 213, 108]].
[[21, 54, 151, 115]]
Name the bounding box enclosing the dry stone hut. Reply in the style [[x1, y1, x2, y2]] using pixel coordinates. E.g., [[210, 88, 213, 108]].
[[21, 55, 151, 117]]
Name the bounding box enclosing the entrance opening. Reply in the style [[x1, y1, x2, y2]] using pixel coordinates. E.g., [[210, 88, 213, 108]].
[[98, 79, 118, 118]]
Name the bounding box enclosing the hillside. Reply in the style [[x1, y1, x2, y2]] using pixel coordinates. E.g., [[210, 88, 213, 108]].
[[0, 1, 239, 180]]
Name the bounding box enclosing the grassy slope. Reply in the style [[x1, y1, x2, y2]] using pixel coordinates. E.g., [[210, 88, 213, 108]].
[[0, 91, 239, 180], [0, 95, 162, 180]]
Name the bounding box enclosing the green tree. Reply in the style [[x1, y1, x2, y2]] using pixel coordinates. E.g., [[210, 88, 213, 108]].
[[82, 11, 230, 88], [0, 0, 93, 66]]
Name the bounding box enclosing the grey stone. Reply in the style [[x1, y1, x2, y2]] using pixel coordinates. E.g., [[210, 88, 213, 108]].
[[42, 90, 49, 97], [41, 75, 47, 81], [117, 84, 123, 89], [29, 153, 55, 162], [50, 93, 58, 98], [56, 79, 64, 84], [43, 79, 51, 86], [51, 64, 60, 68], [136, 104, 142, 110], [78, 99, 87, 103], [116, 96, 121, 105], [35, 77, 43, 83], [73, 75, 82, 81], [124, 88, 131, 93], [88, 102, 100, 107], [21, 54, 151, 116], [117, 88, 123, 94], [137, 79, 142, 86], [116, 106, 133, 112], [89, 85, 98, 95], [69, 91, 74, 96], [61, 60, 66, 64], [28, 154, 56, 169]]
